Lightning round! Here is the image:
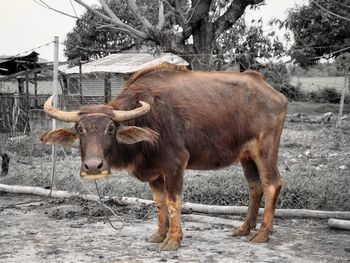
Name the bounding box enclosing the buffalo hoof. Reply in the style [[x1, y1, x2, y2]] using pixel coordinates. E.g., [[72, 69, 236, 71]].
[[146, 231, 166, 243], [159, 237, 181, 251], [249, 230, 269, 243], [232, 225, 251, 236]]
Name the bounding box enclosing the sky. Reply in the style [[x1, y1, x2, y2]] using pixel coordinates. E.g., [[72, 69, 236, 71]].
[[0, 0, 305, 61]]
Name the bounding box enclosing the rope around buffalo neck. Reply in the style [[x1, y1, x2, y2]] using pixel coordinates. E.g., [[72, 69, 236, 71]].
[[75, 176, 124, 230], [93, 180, 124, 230], [1, 159, 124, 231]]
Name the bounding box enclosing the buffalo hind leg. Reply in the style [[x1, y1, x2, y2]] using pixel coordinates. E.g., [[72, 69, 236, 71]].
[[147, 176, 169, 243], [233, 159, 263, 237], [250, 136, 283, 242]]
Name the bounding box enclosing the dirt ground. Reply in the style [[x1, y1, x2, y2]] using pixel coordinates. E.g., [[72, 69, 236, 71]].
[[0, 193, 349, 263]]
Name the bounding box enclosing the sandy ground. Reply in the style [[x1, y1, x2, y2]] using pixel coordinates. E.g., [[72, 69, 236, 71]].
[[0, 193, 349, 263]]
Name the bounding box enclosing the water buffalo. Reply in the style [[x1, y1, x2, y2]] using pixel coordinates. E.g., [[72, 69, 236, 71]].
[[40, 64, 287, 251]]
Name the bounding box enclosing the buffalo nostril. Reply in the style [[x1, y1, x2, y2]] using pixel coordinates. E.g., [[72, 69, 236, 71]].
[[84, 163, 89, 170], [97, 161, 103, 170]]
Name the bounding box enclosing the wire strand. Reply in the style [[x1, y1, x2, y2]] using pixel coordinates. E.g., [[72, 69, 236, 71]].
[[7, 41, 54, 59]]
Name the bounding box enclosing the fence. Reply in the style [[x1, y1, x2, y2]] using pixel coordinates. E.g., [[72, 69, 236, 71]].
[[0, 64, 125, 139], [0, 42, 349, 213]]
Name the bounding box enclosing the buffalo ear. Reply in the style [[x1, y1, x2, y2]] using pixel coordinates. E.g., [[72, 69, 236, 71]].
[[40, 128, 78, 146], [116, 126, 159, 145]]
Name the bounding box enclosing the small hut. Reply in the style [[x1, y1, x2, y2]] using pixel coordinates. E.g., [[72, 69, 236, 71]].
[[60, 52, 188, 109]]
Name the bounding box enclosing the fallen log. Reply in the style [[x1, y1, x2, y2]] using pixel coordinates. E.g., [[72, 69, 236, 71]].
[[328, 219, 350, 231], [182, 214, 242, 228], [181, 202, 350, 220], [1, 184, 350, 220], [182, 214, 284, 230], [288, 112, 335, 124]]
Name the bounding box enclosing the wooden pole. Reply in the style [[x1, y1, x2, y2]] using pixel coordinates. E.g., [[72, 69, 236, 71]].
[[25, 75, 29, 95], [79, 59, 83, 104], [348, 64, 350, 95], [34, 73, 38, 108], [17, 78, 24, 94], [51, 36, 59, 191], [104, 73, 111, 103], [24, 74, 30, 133], [336, 68, 348, 127]]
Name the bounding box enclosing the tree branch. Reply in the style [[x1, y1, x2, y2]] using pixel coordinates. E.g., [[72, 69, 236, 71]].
[[99, 0, 123, 22], [157, 0, 165, 30], [96, 24, 132, 34], [127, 0, 154, 30], [33, 0, 79, 19], [213, 0, 264, 40], [187, 0, 212, 24], [174, 0, 187, 26], [310, 0, 350, 22], [162, 0, 191, 36], [73, 0, 147, 39]]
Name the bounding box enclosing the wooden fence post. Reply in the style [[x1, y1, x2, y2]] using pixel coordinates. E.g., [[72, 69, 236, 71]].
[[104, 73, 111, 103], [336, 53, 350, 127]]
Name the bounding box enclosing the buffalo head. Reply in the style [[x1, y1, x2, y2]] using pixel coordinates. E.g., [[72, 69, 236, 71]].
[[40, 95, 159, 180]]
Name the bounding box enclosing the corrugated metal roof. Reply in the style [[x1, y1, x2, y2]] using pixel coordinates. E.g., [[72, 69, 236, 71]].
[[0, 51, 39, 64], [63, 53, 189, 75]]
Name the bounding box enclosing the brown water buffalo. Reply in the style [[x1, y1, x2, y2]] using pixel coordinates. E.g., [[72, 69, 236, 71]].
[[40, 64, 288, 251]]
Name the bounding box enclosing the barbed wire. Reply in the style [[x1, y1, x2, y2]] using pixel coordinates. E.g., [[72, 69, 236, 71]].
[[3, 41, 54, 60], [61, 41, 349, 58]]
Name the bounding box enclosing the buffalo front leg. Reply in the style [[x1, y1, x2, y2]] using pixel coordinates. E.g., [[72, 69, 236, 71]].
[[233, 159, 263, 237], [159, 193, 183, 251], [159, 151, 188, 251], [147, 176, 169, 243]]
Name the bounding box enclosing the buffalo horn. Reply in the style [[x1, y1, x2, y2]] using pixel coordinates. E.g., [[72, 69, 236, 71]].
[[112, 101, 151, 121], [44, 94, 80, 123]]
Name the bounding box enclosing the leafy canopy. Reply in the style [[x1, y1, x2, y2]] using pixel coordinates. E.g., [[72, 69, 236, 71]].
[[65, 0, 285, 70], [285, 0, 350, 67]]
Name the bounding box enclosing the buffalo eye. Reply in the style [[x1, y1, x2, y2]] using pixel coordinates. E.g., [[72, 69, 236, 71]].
[[107, 122, 116, 134], [76, 124, 84, 134]]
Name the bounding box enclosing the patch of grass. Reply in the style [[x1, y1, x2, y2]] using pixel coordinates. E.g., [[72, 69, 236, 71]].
[[290, 76, 345, 93], [308, 87, 350, 104], [183, 171, 248, 206], [287, 101, 350, 115], [280, 172, 350, 211]]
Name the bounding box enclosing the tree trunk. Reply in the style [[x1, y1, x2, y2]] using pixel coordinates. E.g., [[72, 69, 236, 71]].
[[189, 0, 215, 70], [191, 21, 215, 70]]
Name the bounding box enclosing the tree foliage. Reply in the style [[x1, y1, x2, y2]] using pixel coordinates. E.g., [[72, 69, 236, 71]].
[[65, 0, 266, 69], [65, 0, 286, 70], [215, 18, 285, 69], [64, 1, 139, 61], [285, 0, 350, 68]]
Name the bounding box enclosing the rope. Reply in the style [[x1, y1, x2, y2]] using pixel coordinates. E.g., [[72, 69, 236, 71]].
[[94, 180, 124, 230]]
